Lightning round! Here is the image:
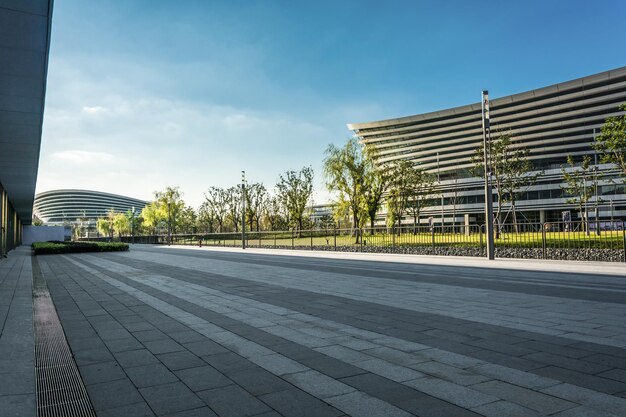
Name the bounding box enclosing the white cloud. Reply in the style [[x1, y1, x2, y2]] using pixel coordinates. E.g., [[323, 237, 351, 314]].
[[50, 150, 117, 165], [81, 106, 108, 115], [37, 56, 381, 208]]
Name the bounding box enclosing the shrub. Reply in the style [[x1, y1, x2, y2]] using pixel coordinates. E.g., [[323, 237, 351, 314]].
[[32, 241, 129, 255]]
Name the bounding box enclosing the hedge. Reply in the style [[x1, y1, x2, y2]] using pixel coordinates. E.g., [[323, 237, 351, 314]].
[[32, 241, 129, 255]]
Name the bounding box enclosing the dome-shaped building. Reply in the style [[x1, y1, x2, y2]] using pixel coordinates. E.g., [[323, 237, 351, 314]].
[[33, 189, 148, 227]]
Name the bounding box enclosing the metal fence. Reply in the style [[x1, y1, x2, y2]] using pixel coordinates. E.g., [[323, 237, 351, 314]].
[[81, 221, 626, 262]]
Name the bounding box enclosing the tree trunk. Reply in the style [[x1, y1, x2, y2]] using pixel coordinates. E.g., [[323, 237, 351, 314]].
[[512, 201, 519, 233]]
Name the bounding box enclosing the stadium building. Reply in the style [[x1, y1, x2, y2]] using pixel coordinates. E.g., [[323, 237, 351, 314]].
[[33, 189, 148, 232], [348, 66, 626, 227]]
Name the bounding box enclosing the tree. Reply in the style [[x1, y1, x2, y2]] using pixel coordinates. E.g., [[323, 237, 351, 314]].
[[561, 155, 596, 232], [245, 183, 267, 232], [178, 206, 197, 234], [154, 186, 184, 242], [197, 202, 215, 233], [73, 210, 90, 239], [96, 209, 116, 239], [386, 160, 414, 230], [276, 166, 314, 234], [204, 187, 229, 232], [225, 186, 242, 232], [595, 103, 626, 177], [324, 138, 368, 237], [362, 149, 391, 231], [113, 212, 131, 237], [471, 131, 537, 234], [404, 168, 436, 232], [262, 194, 287, 231], [32, 215, 44, 226], [141, 201, 165, 234]]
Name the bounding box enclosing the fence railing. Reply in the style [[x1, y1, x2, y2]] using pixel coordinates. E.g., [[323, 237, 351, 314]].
[[80, 221, 626, 262]]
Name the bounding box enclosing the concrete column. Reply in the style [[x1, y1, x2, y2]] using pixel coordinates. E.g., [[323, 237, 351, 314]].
[[539, 209, 546, 224], [464, 214, 470, 236]]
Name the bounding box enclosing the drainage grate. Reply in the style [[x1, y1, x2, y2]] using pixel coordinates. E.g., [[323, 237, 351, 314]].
[[33, 258, 96, 417]]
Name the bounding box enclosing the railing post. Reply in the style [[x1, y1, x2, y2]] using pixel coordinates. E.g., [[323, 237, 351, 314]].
[[334, 227, 337, 251], [360, 229, 363, 252], [622, 222, 625, 263], [310, 229, 313, 250], [291, 231, 294, 249], [392, 226, 396, 248], [542, 223, 546, 260], [431, 226, 435, 252], [480, 225, 484, 251], [274, 233, 276, 249]]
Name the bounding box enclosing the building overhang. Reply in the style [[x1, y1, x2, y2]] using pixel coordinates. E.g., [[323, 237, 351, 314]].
[[0, 1, 54, 225]]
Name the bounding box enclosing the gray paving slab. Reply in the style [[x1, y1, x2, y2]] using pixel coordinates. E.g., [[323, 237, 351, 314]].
[[27, 246, 626, 417], [139, 382, 205, 415]]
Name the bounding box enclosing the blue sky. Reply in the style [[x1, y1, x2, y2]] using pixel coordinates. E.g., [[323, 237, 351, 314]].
[[37, 0, 626, 207]]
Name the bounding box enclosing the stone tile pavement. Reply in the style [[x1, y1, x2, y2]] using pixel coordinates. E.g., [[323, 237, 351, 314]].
[[7, 244, 626, 416]]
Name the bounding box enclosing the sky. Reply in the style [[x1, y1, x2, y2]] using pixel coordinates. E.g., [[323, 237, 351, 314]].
[[37, 0, 626, 208]]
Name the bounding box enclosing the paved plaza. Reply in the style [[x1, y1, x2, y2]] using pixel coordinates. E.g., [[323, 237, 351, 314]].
[[2, 245, 626, 416]]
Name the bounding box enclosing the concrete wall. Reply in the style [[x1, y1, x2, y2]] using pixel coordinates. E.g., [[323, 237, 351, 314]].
[[23, 226, 71, 245]]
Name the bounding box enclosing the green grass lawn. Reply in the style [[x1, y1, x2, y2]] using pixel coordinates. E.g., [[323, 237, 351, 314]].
[[172, 230, 624, 250]]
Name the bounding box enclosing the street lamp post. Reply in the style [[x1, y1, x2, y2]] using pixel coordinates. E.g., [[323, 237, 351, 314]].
[[594, 130, 600, 236], [131, 206, 135, 244], [438, 152, 444, 232], [241, 171, 246, 249], [481, 91, 495, 260]]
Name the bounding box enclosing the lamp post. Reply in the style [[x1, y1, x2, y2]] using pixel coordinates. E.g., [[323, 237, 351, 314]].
[[594, 129, 600, 236], [131, 206, 135, 244], [482, 91, 495, 260], [438, 152, 444, 232], [241, 171, 246, 249]]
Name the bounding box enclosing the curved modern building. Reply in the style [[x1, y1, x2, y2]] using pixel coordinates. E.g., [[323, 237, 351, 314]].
[[349, 66, 626, 225], [34, 189, 148, 225]]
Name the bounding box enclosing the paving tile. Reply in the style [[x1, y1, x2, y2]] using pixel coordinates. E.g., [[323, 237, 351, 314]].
[[162, 407, 218, 417], [103, 337, 144, 353], [73, 347, 115, 366], [252, 353, 308, 375], [114, 349, 159, 368], [542, 383, 626, 416], [353, 358, 425, 382], [533, 366, 626, 394], [326, 391, 412, 417], [259, 388, 345, 417], [86, 379, 144, 411], [471, 400, 543, 417], [157, 351, 205, 371], [0, 370, 34, 395], [79, 361, 126, 386], [100, 401, 155, 417], [411, 361, 491, 386], [197, 384, 272, 417], [0, 393, 36, 417], [298, 355, 368, 379], [175, 365, 233, 391], [202, 352, 256, 375], [470, 380, 577, 414], [284, 369, 355, 399], [405, 376, 498, 409], [143, 339, 185, 355], [126, 363, 179, 388], [183, 340, 229, 357], [139, 382, 205, 415], [227, 366, 292, 396], [133, 329, 169, 342], [523, 351, 612, 374]]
